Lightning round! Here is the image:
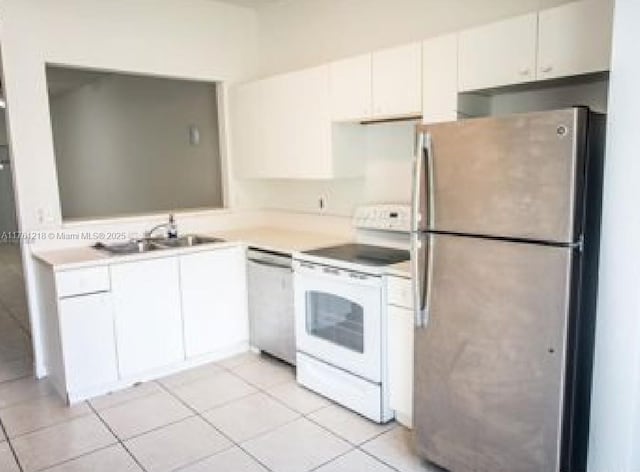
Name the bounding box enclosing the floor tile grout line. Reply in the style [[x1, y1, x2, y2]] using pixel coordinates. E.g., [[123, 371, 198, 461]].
[[216, 355, 397, 469], [195, 360, 381, 472], [242, 362, 409, 472], [155, 379, 277, 472], [96, 407, 198, 444], [0, 290, 30, 339], [91, 382, 179, 414], [258, 383, 328, 417], [89, 382, 164, 414], [356, 446, 406, 472], [1, 419, 25, 472], [87, 401, 149, 472], [154, 381, 274, 470], [28, 443, 121, 472], [307, 446, 358, 472], [0, 378, 54, 410], [0, 372, 32, 387], [1, 407, 95, 442], [3, 349, 404, 472]]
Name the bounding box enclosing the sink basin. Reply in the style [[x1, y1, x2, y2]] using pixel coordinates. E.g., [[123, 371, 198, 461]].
[[155, 235, 226, 248], [93, 235, 225, 255], [93, 240, 163, 255]]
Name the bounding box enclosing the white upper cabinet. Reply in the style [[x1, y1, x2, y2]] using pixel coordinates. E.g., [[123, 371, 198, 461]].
[[372, 42, 422, 118], [330, 54, 372, 121], [458, 13, 538, 92], [180, 247, 248, 359], [231, 65, 365, 179], [537, 0, 614, 80], [422, 34, 458, 124]]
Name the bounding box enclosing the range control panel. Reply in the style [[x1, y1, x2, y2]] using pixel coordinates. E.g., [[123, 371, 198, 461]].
[[353, 204, 411, 232]]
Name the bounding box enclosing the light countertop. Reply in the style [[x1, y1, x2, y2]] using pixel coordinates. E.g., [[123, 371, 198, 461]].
[[32, 226, 411, 277], [214, 227, 350, 255], [32, 227, 350, 271], [387, 260, 411, 278]]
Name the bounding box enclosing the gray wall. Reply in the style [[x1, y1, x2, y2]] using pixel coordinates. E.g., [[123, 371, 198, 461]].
[[49, 71, 223, 220]]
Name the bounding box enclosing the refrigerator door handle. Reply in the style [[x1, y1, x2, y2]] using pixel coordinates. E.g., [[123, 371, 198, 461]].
[[411, 233, 427, 328], [412, 233, 432, 328], [425, 132, 435, 230], [411, 131, 435, 232], [411, 133, 425, 232]]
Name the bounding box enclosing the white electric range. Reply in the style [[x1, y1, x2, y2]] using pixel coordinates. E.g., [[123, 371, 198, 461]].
[[293, 204, 411, 423]]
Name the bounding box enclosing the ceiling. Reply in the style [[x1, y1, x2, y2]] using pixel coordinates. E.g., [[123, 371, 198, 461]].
[[213, 0, 298, 9]]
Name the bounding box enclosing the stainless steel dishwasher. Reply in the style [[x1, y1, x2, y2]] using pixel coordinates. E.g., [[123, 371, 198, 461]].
[[247, 248, 295, 365]]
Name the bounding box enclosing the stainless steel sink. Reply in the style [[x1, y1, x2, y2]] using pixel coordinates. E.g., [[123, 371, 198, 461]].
[[93, 240, 163, 255], [93, 235, 225, 255], [155, 235, 225, 248]]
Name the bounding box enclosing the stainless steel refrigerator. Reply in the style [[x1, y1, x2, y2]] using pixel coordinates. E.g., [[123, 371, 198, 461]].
[[410, 108, 605, 472]]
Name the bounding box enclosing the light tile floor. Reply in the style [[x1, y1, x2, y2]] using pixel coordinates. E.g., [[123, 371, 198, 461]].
[[0, 244, 441, 472]]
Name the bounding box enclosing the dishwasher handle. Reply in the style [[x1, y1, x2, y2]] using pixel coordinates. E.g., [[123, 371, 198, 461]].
[[248, 258, 292, 270]]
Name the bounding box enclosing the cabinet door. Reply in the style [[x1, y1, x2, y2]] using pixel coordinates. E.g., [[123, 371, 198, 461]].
[[329, 53, 372, 121], [180, 247, 248, 359], [111, 257, 183, 378], [230, 79, 273, 178], [388, 304, 414, 427], [422, 34, 458, 124], [59, 293, 118, 393], [276, 65, 333, 178], [372, 42, 422, 118], [458, 13, 537, 92], [538, 0, 614, 80], [231, 66, 332, 179]]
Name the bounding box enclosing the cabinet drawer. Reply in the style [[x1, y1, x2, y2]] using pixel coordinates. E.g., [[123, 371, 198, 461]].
[[387, 275, 413, 309], [56, 266, 110, 298]]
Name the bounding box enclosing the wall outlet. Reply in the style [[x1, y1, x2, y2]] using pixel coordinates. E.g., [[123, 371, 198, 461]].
[[318, 196, 326, 213]]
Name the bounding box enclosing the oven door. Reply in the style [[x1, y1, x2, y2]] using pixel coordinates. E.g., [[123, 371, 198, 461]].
[[294, 262, 383, 383]]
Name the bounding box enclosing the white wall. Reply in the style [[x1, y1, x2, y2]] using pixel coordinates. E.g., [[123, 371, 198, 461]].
[[457, 78, 610, 118], [234, 121, 416, 216], [254, 0, 572, 76], [50, 72, 223, 220], [0, 0, 259, 376], [588, 0, 640, 470], [0, 0, 258, 232]]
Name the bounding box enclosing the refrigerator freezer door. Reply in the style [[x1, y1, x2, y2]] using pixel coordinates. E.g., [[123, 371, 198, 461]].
[[414, 234, 573, 472], [418, 108, 587, 244]]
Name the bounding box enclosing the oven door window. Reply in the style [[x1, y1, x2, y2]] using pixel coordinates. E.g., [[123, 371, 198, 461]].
[[305, 291, 364, 353]]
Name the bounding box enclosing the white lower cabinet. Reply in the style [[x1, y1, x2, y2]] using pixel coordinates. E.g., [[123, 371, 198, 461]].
[[39, 245, 252, 404], [387, 275, 414, 428], [111, 257, 184, 378], [58, 292, 118, 394], [180, 247, 248, 359]]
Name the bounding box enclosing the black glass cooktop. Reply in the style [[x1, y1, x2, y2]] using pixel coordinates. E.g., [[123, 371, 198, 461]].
[[304, 243, 410, 267]]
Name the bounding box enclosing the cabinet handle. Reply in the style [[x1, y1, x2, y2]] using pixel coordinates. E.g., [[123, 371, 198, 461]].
[[541, 65, 553, 73]]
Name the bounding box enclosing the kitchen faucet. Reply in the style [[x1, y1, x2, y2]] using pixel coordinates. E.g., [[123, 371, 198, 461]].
[[144, 213, 178, 239]]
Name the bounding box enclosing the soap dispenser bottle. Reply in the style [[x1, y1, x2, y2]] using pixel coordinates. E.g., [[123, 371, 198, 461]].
[[167, 213, 178, 239]]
